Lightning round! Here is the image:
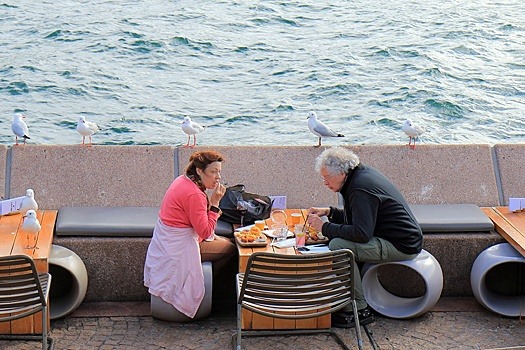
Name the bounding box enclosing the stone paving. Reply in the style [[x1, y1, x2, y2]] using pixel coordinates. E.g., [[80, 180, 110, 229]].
[[1, 300, 524, 350]]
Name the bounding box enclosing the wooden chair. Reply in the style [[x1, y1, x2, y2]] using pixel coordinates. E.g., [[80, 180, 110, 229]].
[[0, 254, 54, 350], [233, 249, 376, 350]]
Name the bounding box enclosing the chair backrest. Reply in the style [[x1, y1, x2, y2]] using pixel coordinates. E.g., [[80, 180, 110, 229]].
[[0, 254, 48, 322], [238, 249, 355, 319]]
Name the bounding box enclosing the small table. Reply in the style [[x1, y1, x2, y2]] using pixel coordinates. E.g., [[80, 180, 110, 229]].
[[481, 207, 525, 257], [236, 209, 331, 330], [0, 210, 57, 335]]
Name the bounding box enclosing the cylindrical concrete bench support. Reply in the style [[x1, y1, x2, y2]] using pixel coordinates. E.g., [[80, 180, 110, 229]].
[[48, 245, 89, 319], [362, 249, 443, 319], [471, 243, 525, 317], [150, 261, 213, 321]]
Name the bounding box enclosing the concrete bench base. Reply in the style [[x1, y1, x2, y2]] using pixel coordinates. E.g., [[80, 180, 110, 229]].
[[53, 232, 504, 303]]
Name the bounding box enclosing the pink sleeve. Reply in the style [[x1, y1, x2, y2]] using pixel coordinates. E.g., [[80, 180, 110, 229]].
[[186, 192, 219, 241]]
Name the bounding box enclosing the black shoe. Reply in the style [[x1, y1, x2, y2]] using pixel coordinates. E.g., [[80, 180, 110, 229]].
[[331, 306, 375, 328]]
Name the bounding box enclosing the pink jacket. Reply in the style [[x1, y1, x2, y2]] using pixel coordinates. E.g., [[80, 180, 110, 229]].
[[144, 219, 204, 318]]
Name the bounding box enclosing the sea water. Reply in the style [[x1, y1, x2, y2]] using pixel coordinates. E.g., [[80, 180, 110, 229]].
[[1, 0, 524, 147]]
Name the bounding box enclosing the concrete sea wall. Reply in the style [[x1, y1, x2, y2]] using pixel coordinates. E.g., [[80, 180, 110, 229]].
[[1, 143, 524, 303]]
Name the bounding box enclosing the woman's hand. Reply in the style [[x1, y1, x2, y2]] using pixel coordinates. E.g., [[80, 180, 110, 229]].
[[209, 182, 226, 207]]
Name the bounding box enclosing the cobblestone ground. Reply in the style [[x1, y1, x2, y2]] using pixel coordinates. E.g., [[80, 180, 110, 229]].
[[1, 311, 524, 350]]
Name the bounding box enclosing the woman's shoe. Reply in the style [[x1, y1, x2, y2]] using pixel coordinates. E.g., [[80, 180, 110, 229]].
[[331, 306, 375, 328]]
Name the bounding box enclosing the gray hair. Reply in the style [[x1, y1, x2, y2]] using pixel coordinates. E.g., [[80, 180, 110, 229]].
[[315, 147, 360, 175]]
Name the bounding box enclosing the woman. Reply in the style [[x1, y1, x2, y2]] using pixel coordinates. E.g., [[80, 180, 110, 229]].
[[144, 150, 236, 319]]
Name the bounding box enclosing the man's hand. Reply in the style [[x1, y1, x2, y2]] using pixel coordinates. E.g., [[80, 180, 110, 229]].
[[307, 214, 325, 232], [307, 207, 330, 217]]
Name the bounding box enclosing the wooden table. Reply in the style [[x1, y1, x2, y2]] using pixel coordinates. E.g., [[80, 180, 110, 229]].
[[236, 209, 331, 330], [0, 210, 57, 335], [482, 207, 525, 257]]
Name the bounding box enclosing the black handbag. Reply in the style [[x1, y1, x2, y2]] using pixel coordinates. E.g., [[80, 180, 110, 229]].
[[218, 184, 273, 226]]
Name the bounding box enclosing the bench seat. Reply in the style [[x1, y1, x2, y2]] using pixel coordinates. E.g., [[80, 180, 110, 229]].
[[410, 204, 494, 233], [55, 206, 234, 237]]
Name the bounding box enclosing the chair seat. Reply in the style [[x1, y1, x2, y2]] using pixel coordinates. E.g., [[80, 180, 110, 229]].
[[471, 243, 525, 317], [234, 250, 377, 350], [0, 255, 54, 349], [150, 261, 213, 321], [362, 250, 444, 319]]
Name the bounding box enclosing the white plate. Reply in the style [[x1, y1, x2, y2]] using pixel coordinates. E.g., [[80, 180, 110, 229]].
[[235, 224, 255, 232], [235, 224, 269, 232], [262, 229, 294, 238]]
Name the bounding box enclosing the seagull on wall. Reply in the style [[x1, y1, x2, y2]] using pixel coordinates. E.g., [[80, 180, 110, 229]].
[[11, 113, 30, 145], [307, 111, 344, 147], [402, 119, 425, 150], [76, 116, 100, 146], [181, 116, 205, 147]]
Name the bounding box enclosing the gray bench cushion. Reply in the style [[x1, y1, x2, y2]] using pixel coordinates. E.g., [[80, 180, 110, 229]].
[[409, 204, 494, 233], [55, 207, 234, 237]]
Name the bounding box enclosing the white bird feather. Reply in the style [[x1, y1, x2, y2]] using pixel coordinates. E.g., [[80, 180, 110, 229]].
[[402, 119, 425, 149], [11, 113, 30, 145], [181, 116, 205, 147], [307, 111, 344, 147], [77, 116, 100, 146], [19, 188, 38, 215]]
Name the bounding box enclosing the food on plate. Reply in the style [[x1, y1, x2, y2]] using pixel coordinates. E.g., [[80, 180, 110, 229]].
[[249, 226, 262, 235], [236, 227, 265, 243], [306, 226, 326, 242]]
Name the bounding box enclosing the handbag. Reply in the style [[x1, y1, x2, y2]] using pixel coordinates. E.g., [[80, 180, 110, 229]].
[[218, 185, 273, 226]]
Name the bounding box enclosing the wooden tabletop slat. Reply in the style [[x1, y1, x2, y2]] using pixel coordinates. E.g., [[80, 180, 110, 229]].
[[33, 210, 57, 260], [482, 207, 525, 257], [0, 214, 20, 256]]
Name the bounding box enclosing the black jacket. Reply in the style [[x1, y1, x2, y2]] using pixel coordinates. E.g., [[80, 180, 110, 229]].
[[323, 164, 423, 255]]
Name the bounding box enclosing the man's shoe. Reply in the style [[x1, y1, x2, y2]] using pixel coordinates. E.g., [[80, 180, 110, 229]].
[[331, 306, 375, 328]]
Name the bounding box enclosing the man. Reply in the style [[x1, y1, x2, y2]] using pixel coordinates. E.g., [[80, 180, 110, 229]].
[[307, 147, 423, 328]]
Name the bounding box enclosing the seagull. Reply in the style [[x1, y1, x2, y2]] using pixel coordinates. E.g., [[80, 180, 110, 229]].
[[22, 209, 41, 249], [76, 116, 100, 146], [19, 188, 38, 215], [181, 116, 205, 147], [11, 113, 30, 145], [402, 119, 425, 150], [307, 111, 344, 147]]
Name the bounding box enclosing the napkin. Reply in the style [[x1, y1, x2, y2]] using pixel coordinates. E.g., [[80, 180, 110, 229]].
[[297, 245, 331, 254], [270, 238, 296, 248], [262, 229, 294, 238]]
